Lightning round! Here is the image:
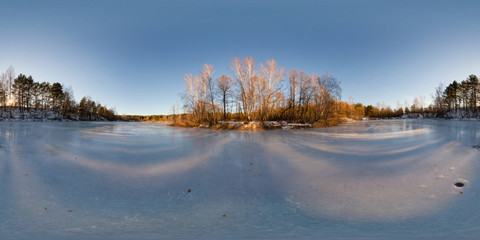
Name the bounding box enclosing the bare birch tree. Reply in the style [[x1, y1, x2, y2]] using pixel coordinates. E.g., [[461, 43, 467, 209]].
[[6, 66, 15, 116], [313, 72, 341, 124], [183, 73, 202, 122], [200, 64, 216, 123], [286, 69, 299, 121], [298, 71, 313, 122], [216, 74, 234, 121], [0, 71, 6, 109], [230, 57, 257, 121], [182, 64, 217, 123], [259, 59, 284, 121]]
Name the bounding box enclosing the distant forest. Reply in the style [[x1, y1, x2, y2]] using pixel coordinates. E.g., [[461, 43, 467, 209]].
[[175, 57, 480, 127], [2, 61, 479, 124], [0, 66, 116, 121], [365, 74, 480, 119], [117, 115, 175, 122]]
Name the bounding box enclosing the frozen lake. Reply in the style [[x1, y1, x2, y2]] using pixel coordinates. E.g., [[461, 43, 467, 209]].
[[1, 120, 479, 239]]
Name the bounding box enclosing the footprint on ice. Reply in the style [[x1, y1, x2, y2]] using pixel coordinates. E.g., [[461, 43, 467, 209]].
[[454, 182, 464, 188]]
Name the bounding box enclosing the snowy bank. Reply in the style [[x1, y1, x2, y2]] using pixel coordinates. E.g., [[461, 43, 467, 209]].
[[0, 107, 63, 121], [1, 120, 480, 239], [0, 107, 109, 122], [401, 110, 480, 121], [194, 120, 314, 130]]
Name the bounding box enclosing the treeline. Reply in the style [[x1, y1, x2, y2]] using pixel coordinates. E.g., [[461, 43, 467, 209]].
[[118, 115, 174, 122], [364, 97, 427, 118], [180, 57, 363, 126], [179, 57, 480, 125], [362, 74, 480, 119], [432, 74, 480, 118], [0, 66, 116, 121]]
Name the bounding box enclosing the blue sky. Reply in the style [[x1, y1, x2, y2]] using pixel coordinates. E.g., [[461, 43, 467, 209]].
[[1, 0, 480, 115]]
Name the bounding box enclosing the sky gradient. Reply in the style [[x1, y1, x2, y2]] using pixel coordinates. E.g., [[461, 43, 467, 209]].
[[1, 0, 480, 115]]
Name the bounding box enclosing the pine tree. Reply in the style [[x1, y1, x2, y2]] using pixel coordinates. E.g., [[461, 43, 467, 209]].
[[50, 82, 64, 110]]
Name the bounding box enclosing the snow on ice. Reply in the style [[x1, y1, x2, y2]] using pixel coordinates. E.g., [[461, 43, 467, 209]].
[[0, 119, 479, 239]]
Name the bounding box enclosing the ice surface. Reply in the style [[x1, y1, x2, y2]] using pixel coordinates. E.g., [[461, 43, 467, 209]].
[[0, 120, 480, 239]]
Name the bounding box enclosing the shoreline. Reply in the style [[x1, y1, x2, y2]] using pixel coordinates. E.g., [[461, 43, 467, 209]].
[[168, 120, 342, 130]]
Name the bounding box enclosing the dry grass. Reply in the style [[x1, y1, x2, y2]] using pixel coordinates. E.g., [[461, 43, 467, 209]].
[[211, 124, 244, 130], [169, 118, 345, 130], [168, 120, 199, 128], [313, 118, 344, 128]]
